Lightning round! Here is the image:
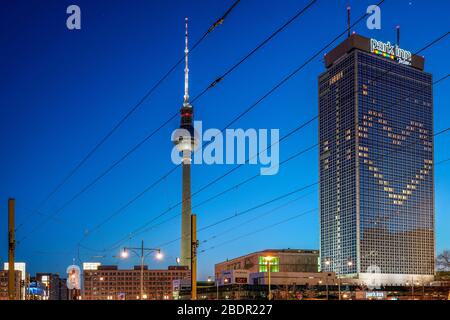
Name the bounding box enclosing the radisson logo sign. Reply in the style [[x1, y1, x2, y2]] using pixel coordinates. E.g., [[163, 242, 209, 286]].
[[370, 38, 412, 65]]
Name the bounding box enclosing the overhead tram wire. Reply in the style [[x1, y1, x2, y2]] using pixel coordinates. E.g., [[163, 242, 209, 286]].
[[51, 0, 320, 245], [104, 70, 450, 255], [99, 28, 448, 253], [17, 0, 242, 230], [84, 121, 319, 253], [97, 142, 319, 253], [199, 190, 317, 244], [66, 32, 450, 257], [155, 189, 318, 249], [19, 0, 320, 243], [78, 116, 317, 248], [81, 4, 449, 254], [116, 120, 450, 254], [436, 157, 450, 166], [196, 126, 450, 252], [198, 208, 319, 254], [94, 114, 319, 251], [92, 0, 393, 251], [104, 137, 319, 251], [169, 123, 450, 254], [112, 182, 319, 251]]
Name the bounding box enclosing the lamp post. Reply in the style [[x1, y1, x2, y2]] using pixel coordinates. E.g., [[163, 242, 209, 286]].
[[223, 278, 229, 300], [216, 279, 219, 301], [121, 240, 162, 300], [343, 260, 353, 300], [263, 256, 275, 300], [207, 276, 217, 301], [325, 259, 332, 300], [324, 259, 331, 300], [325, 258, 352, 300]]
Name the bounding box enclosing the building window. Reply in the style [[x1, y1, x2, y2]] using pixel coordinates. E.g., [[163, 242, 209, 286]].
[[258, 256, 279, 273]]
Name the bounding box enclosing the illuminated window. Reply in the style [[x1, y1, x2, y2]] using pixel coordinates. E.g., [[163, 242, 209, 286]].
[[258, 256, 279, 273]]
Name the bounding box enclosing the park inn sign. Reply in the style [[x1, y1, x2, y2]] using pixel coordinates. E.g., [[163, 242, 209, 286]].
[[370, 38, 412, 66]]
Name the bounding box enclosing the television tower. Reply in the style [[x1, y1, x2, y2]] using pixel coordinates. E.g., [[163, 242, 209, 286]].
[[173, 17, 198, 268]]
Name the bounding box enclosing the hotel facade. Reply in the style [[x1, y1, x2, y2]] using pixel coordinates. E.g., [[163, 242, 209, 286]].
[[318, 34, 434, 286]]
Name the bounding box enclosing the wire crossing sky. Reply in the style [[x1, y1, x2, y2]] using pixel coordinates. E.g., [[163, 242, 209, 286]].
[[0, 0, 449, 280]]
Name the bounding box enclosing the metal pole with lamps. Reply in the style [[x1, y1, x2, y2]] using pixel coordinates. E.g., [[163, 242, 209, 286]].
[[263, 256, 275, 300], [344, 260, 353, 300], [324, 259, 331, 300], [121, 240, 163, 300], [208, 276, 219, 300]]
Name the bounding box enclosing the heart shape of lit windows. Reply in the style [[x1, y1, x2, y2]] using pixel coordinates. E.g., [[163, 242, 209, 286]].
[[358, 110, 432, 205]]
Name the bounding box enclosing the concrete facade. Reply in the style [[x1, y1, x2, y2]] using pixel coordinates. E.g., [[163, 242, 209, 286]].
[[83, 265, 190, 300], [215, 249, 319, 279]]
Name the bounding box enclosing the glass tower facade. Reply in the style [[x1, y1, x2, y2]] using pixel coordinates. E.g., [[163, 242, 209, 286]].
[[318, 35, 434, 285]]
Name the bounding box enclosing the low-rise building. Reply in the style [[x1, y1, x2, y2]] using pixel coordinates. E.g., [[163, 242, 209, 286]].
[[35, 273, 68, 300], [172, 279, 215, 300], [249, 271, 335, 286], [0, 270, 22, 300], [3, 262, 27, 300], [83, 265, 190, 300], [215, 249, 319, 279], [220, 269, 250, 285]]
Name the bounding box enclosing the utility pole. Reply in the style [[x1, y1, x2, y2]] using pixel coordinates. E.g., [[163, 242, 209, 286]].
[[140, 240, 144, 299], [191, 214, 198, 300], [121, 241, 162, 300], [267, 259, 272, 300], [8, 198, 15, 300]]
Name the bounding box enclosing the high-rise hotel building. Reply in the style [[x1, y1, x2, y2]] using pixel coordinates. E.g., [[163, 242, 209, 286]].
[[318, 34, 434, 285]]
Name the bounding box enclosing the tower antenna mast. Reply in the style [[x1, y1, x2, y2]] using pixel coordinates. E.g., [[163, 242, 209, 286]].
[[184, 17, 190, 106]]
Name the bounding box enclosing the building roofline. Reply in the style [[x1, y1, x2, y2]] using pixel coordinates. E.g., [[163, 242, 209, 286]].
[[324, 34, 425, 71], [215, 249, 319, 267]]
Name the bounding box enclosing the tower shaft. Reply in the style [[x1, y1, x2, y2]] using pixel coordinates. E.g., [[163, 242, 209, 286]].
[[180, 153, 192, 267], [175, 17, 197, 269], [8, 198, 15, 300]]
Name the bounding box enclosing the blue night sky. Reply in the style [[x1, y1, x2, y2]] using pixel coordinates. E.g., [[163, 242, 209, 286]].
[[0, 0, 449, 280]]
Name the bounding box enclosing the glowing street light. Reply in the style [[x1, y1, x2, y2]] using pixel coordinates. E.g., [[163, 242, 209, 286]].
[[120, 249, 129, 259], [156, 251, 163, 260]]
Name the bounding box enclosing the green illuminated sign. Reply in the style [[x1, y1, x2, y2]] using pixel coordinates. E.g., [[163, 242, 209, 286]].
[[258, 256, 280, 273]]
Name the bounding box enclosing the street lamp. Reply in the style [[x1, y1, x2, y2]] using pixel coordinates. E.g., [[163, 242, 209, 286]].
[[324, 258, 347, 300], [324, 258, 333, 300], [121, 240, 162, 300], [156, 251, 164, 260], [207, 276, 219, 301], [263, 256, 276, 300], [120, 250, 129, 259]]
